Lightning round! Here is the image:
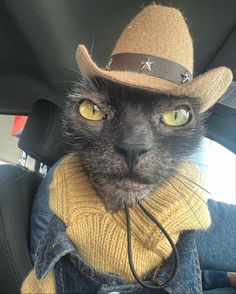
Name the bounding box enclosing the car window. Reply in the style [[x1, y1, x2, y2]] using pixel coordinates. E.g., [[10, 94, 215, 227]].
[[0, 114, 35, 169], [193, 138, 236, 204]]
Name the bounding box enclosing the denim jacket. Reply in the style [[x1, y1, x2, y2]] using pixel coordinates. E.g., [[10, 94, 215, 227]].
[[34, 214, 203, 294], [31, 160, 234, 293]]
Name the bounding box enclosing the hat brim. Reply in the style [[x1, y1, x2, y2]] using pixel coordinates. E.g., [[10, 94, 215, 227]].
[[76, 45, 233, 113]]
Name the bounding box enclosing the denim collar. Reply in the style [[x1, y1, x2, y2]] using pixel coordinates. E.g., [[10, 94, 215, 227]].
[[155, 231, 203, 294], [35, 215, 203, 294], [35, 215, 124, 284], [35, 215, 75, 280]]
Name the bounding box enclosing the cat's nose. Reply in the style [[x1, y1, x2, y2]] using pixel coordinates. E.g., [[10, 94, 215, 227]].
[[116, 142, 151, 167]]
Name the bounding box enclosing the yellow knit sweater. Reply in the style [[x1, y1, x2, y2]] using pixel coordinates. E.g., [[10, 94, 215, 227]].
[[22, 154, 211, 293]]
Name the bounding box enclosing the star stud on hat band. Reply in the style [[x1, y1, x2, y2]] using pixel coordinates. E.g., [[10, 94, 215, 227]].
[[181, 72, 191, 83], [140, 57, 154, 73]]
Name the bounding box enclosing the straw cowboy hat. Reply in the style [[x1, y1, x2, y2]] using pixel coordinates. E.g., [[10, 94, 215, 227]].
[[76, 4, 233, 112]]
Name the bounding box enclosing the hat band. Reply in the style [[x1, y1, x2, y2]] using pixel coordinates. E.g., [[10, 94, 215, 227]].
[[106, 53, 192, 85]]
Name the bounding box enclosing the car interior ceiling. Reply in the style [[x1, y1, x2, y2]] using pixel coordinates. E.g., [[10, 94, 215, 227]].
[[0, 1, 235, 293]]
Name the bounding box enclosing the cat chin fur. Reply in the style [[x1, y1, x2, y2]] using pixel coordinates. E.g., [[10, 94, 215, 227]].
[[89, 174, 155, 211]]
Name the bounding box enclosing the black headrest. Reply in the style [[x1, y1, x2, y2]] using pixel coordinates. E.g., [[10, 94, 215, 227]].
[[18, 99, 65, 166]]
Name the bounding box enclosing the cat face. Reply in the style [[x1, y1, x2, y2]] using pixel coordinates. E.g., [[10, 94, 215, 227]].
[[63, 77, 206, 211]]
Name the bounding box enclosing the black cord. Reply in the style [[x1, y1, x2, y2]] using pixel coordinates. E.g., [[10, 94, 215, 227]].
[[124, 201, 179, 290]]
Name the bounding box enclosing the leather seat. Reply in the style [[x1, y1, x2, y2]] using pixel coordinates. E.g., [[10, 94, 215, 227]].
[[0, 99, 64, 293], [0, 165, 41, 293]]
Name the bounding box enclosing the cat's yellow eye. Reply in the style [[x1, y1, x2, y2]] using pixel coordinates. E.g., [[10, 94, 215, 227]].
[[79, 100, 106, 121], [162, 108, 191, 127]]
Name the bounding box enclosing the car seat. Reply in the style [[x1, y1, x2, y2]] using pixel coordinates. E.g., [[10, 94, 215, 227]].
[[0, 99, 64, 293]]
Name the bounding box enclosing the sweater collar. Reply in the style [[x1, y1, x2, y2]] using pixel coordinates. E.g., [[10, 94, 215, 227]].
[[48, 153, 211, 283], [49, 153, 211, 241]]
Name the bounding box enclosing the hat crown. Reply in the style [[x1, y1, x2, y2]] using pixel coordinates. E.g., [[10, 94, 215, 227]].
[[112, 5, 193, 74]]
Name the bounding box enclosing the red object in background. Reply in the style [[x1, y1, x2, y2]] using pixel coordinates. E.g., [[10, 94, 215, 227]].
[[12, 116, 28, 137]]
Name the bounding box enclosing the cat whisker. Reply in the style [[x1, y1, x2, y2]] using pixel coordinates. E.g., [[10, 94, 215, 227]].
[[55, 65, 81, 76], [168, 172, 208, 206], [168, 166, 210, 195], [90, 36, 95, 55], [166, 179, 203, 229], [173, 170, 211, 195], [172, 160, 209, 168]]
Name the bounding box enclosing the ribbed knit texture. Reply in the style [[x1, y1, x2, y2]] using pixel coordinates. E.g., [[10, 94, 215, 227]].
[[49, 154, 211, 282], [22, 153, 211, 293], [21, 270, 55, 293]]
